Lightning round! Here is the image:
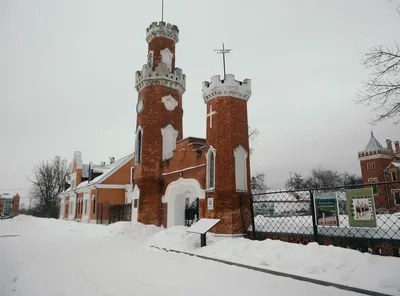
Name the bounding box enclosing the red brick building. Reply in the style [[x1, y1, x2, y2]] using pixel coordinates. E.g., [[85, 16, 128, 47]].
[[0, 193, 20, 217], [58, 151, 134, 223], [358, 132, 400, 212], [132, 20, 252, 234]]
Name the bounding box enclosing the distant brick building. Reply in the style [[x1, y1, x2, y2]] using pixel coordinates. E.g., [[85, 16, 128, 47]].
[[358, 132, 400, 212], [58, 152, 134, 223], [132, 19, 252, 234], [0, 193, 20, 217]]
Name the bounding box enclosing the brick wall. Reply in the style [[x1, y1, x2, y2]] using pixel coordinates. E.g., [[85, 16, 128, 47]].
[[148, 36, 176, 70], [205, 97, 251, 234]]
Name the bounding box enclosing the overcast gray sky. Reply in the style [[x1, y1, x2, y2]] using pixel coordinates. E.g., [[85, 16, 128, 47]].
[[1, 0, 399, 206]]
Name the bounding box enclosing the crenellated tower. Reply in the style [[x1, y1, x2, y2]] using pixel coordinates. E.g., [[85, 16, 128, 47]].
[[202, 74, 252, 234], [134, 21, 186, 226]]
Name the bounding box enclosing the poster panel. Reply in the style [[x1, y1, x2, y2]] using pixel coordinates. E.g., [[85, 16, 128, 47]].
[[345, 188, 377, 228], [314, 192, 340, 226]]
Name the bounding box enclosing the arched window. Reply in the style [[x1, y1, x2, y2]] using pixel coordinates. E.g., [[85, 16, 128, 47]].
[[206, 146, 216, 190], [234, 145, 248, 192], [135, 126, 143, 165]]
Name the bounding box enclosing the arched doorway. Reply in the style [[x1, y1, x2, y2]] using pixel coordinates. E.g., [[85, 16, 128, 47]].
[[164, 178, 205, 227]]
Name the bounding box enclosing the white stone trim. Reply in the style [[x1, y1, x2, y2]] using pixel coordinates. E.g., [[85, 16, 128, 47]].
[[135, 63, 185, 94], [161, 48, 173, 72], [131, 185, 140, 223], [146, 21, 179, 43], [358, 153, 393, 160], [82, 192, 90, 222], [164, 177, 204, 228], [162, 164, 206, 176], [234, 145, 248, 192], [161, 124, 179, 160], [161, 95, 178, 111], [202, 74, 251, 103], [95, 184, 132, 189]]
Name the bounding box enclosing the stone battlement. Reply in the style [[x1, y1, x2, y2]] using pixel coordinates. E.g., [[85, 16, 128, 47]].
[[202, 74, 251, 103], [358, 148, 393, 158], [135, 62, 186, 93], [146, 21, 179, 43]]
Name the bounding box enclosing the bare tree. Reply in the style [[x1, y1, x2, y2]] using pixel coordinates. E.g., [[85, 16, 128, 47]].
[[285, 173, 305, 190], [248, 127, 268, 192], [29, 156, 70, 218], [251, 173, 268, 193], [356, 43, 400, 123], [285, 168, 362, 190], [356, 2, 400, 123]]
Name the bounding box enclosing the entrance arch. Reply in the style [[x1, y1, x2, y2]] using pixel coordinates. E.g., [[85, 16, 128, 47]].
[[164, 178, 205, 228]]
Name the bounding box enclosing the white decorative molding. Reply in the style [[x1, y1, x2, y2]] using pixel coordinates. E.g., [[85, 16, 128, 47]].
[[146, 21, 179, 43], [135, 63, 186, 94], [131, 185, 140, 223], [202, 74, 251, 103], [358, 154, 393, 161], [161, 124, 179, 160], [161, 95, 178, 111], [164, 177, 205, 228], [162, 164, 206, 176], [234, 145, 248, 192], [161, 48, 173, 71]]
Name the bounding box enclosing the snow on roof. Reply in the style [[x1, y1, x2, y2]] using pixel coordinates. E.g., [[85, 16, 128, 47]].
[[89, 153, 133, 185], [0, 192, 18, 199], [365, 132, 384, 151], [392, 162, 400, 168]]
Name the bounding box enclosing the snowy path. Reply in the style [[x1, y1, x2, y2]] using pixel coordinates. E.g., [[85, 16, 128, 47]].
[[0, 217, 361, 296]]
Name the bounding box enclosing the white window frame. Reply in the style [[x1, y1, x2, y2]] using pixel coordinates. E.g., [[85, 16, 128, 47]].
[[368, 178, 379, 195], [135, 126, 143, 165], [206, 146, 216, 191], [390, 170, 397, 181], [393, 190, 400, 206], [234, 145, 248, 192]]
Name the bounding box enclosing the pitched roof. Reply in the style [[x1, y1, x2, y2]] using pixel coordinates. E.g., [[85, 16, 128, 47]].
[[89, 153, 133, 184], [60, 153, 134, 195], [365, 132, 384, 151]]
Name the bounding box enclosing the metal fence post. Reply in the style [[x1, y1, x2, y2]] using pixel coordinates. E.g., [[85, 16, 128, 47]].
[[309, 190, 319, 243], [249, 195, 256, 240]]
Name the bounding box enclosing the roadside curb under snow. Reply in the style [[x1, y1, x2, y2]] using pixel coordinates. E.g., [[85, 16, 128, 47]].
[[150, 245, 392, 296]]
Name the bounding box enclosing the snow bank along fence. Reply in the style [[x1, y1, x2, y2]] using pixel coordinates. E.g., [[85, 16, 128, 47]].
[[96, 202, 132, 224], [240, 181, 400, 257]]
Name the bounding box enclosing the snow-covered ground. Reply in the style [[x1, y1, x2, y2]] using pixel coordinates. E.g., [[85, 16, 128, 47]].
[[0, 216, 398, 296]]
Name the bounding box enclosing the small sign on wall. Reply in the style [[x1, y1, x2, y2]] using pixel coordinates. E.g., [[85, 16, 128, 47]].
[[207, 198, 214, 210]]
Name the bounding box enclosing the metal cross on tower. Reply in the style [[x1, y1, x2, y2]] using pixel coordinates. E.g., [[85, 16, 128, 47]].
[[161, 0, 165, 22], [215, 43, 233, 80]]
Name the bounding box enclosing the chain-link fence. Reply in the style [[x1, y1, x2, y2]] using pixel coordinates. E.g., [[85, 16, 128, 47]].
[[241, 181, 400, 257]]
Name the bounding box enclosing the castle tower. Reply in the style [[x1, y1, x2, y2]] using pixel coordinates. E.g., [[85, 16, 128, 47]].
[[134, 21, 186, 225], [358, 132, 395, 210], [202, 74, 252, 234]]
